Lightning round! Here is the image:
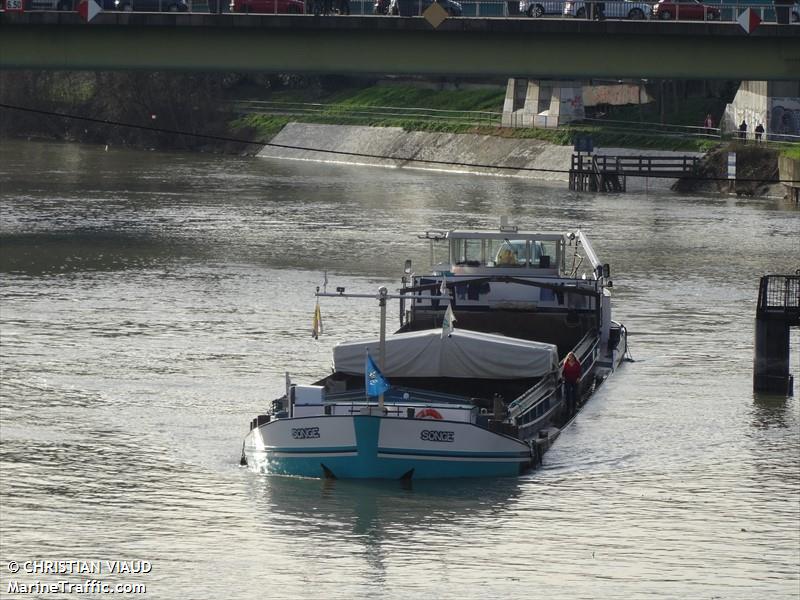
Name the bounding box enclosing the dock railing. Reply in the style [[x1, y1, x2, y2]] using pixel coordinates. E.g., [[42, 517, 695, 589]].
[[571, 153, 700, 177], [754, 273, 799, 395], [757, 273, 800, 324]]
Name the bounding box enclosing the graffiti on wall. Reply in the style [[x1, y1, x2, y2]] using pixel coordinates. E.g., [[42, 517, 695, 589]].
[[769, 97, 800, 136]]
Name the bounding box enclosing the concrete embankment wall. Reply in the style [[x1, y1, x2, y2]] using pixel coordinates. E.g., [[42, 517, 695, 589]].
[[259, 123, 698, 190]]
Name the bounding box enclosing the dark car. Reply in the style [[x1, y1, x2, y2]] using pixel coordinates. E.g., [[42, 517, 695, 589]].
[[115, 0, 188, 10], [652, 0, 719, 19], [231, 0, 304, 11], [21, 0, 115, 10], [388, 0, 462, 15]]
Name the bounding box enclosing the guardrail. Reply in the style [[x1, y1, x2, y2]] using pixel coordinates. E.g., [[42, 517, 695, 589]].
[[235, 99, 502, 126], [237, 100, 800, 146], [582, 116, 722, 139], [4, 0, 799, 21]]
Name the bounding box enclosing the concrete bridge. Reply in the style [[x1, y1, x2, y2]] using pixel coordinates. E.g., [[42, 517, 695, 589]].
[[1, 12, 799, 79]]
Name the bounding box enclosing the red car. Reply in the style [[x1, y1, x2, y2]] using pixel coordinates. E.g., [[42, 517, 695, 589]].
[[230, 0, 304, 12], [653, 0, 720, 19]]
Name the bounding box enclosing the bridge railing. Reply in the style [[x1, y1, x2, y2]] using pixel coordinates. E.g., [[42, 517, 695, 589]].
[[4, 0, 799, 19]]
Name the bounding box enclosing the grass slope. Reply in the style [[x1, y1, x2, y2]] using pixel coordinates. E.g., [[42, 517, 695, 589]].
[[229, 84, 778, 153]]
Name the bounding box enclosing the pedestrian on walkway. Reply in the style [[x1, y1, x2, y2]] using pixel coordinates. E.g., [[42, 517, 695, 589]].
[[704, 113, 714, 135], [755, 123, 764, 142], [739, 119, 748, 141]]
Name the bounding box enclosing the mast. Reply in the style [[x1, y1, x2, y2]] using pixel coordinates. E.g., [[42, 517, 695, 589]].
[[378, 286, 387, 412]]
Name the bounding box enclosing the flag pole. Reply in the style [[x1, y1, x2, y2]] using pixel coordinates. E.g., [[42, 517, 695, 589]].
[[378, 286, 387, 413], [364, 349, 369, 404]]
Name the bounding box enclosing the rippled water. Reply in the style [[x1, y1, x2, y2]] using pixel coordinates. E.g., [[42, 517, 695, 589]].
[[1, 140, 798, 599]]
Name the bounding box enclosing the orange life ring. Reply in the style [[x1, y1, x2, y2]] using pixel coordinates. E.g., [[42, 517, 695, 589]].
[[416, 408, 443, 420]]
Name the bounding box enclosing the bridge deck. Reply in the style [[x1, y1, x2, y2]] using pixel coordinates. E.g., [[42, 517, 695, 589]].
[[1, 12, 799, 79]]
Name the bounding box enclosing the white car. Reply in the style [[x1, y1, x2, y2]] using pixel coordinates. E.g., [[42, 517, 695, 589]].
[[563, 0, 651, 18], [519, 0, 565, 17]]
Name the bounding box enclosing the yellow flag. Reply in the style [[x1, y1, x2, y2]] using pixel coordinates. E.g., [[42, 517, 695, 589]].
[[312, 301, 323, 339]]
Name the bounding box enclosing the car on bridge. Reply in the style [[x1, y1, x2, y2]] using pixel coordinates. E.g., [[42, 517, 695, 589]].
[[563, 0, 651, 18], [231, 0, 304, 11], [113, 0, 188, 10], [16, 0, 114, 9], [388, 0, 462, 15], [21, 0, 74, 9], [519, 0, 566, 17], [652, 0, 719, 19]]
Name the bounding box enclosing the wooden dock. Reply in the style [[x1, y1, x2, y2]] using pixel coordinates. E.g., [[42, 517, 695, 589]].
[[569, 153, 701, 192]]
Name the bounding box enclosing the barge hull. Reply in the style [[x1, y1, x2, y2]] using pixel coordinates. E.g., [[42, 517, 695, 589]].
[[244, 415, 532, 479]]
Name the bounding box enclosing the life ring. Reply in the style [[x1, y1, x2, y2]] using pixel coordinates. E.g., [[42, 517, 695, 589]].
[[416, 408, 443, 420]]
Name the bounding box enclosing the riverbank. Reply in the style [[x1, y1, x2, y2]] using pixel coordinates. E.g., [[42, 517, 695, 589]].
[[673, 143, 783, 197], [258, 122, 700, 191], [1, 73, 790, 196]]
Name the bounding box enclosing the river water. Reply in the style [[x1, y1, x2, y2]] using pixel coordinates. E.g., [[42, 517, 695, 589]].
[[1, 140, 798, 599]]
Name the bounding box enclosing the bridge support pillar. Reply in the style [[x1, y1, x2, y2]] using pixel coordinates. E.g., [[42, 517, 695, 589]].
[[754, 318, 793, 395], [502, 79, 585, 129]]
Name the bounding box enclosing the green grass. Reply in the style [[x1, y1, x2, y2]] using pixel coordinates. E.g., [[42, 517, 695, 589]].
[[781, 146, 800, 160], [265, 84, 507, 112], [231, 110, 719, 153], [325, 86, 507, 112], [229, 114, 292, 140], [605, 96, 730, 129], [227, 84, 728, 152]]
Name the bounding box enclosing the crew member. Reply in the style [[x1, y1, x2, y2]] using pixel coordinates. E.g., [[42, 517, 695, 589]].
[[563, 351, 582, 416]]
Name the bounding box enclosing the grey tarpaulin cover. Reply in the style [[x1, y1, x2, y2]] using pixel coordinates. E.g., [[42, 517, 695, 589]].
[[333, 329, 558, 380]]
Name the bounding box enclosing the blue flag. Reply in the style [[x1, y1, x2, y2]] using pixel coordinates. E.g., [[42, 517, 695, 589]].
[[365, 352, 390, 397]]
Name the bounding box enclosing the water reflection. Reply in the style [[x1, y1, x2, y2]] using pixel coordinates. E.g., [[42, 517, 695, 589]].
[[252, 475, 522, 537], [751, 392, 793, 429]]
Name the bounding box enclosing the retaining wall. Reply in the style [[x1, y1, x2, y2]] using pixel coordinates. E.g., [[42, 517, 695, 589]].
[[259, 123, 699, 190]]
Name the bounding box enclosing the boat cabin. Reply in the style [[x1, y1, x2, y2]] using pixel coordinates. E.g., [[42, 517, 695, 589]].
[[445, 230, 564, 274], [400, 224, 611, 359]]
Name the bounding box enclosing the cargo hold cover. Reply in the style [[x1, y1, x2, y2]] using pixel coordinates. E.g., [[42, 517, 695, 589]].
[[333, 329, 558, 380]]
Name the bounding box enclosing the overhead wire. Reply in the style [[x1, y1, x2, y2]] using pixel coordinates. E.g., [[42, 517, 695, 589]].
[[1, 102, 797, 184]]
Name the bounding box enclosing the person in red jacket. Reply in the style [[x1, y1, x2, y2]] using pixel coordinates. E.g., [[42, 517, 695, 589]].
[[563, 352, 582, 416]]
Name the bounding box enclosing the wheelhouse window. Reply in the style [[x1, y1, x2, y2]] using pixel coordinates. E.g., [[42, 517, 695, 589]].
[[488, 239, 528, 267], [452, 238, 483, 266], [450, 236, 559, 269], [537, 240, 556, 269]]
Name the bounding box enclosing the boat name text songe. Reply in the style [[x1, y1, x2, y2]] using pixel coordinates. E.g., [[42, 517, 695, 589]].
[[420, 430, 455, 443], [291, 427, 321, 440]]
